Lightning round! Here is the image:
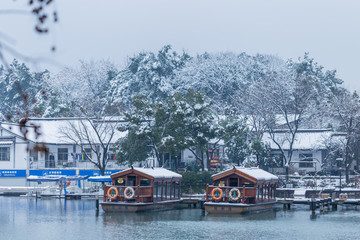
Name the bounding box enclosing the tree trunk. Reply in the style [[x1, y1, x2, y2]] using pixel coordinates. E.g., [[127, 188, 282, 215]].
[[100, 166, 105, 176], [285, 166, 289, 183], [200, 151, 205, 171]]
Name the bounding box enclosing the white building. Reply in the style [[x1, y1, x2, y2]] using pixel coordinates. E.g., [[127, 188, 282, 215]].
[[0, 118, 126, 185], [263, 129, 346, 175]]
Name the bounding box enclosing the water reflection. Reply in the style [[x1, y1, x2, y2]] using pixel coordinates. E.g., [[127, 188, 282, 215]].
[[2, 196, 360, 240]]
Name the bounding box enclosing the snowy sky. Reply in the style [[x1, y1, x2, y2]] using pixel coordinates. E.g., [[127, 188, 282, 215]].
[[1, 0, 359, 92]]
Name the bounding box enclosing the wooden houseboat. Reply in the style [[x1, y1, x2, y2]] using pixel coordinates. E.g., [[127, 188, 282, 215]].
[[205, 166, 278, 214], [101, 167, 182, 212]]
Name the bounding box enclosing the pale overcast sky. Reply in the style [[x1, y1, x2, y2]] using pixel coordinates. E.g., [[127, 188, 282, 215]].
[[1, 0, 359, 92]]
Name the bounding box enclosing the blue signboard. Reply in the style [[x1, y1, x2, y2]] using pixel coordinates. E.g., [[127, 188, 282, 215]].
[[0, 169, 26, 177], [79, 169, 122, 176], [29, 169, 77, 176]]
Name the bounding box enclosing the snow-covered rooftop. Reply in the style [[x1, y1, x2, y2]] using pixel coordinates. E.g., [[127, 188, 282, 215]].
[[212, 167, 278, 181], [116, 167, 182, 179], [0, 118, 127, 144], [262, 129, 337, 150]]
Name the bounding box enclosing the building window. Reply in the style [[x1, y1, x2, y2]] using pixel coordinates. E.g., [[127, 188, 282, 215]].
[[299, 153, 313, 168], [108, 148, 116, 161], [58, 148, 68, 165], [0, 147, 10, 161], [82, 148, 92, 161], [30, 148, 38, 162]]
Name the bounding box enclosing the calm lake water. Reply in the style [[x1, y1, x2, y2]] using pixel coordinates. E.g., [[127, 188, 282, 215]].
[[1, 196, 360, 240]]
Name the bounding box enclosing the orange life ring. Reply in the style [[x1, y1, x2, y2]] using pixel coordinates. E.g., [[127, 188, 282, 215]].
[[124, 186, 135, 199], [211, 187, 223, 201], [229, 188, 241, 201], [107, 187, 118, 199]]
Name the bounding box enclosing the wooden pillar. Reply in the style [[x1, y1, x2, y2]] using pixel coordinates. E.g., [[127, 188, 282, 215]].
[[161, 181, 164, 201], [155, 182, 158, 202], [268, 184, 270, 199], [206, 184, 209, 202], [257, 185, 259, 200], [151, 181, 154, 202], [261, 184, 264, 200], [165, 181, 168, 200], [171, 181, 176, 199], [242, 185, 245, 203]]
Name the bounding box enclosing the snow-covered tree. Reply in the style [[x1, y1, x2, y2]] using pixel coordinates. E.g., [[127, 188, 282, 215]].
[[0, 59, 50, 121], [327, 88, 360, 182], [175, 52, 285, 114], [220, 116, 250, 166], [246, 54, 342, 180], [45, 60, 120, 117], [108, 45, 190, 106]]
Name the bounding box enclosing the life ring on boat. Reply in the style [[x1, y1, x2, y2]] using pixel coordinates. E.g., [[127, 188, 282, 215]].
[[107, 187, 118, 200], [229, 188, 241, 201], [124, 186, 135, 199], [211, 187, 223, 201]]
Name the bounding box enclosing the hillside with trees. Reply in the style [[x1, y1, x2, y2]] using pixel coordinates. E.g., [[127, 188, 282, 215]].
[[1, 45, 358, 179]]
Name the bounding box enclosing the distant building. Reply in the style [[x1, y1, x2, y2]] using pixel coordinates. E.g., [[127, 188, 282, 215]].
[[263, 129, 347, 175]]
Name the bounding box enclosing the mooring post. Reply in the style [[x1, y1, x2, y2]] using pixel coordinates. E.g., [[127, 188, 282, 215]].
[[95, 194, 99, 212], [320, 200, 324, 213], [310, 198, 316, 214]]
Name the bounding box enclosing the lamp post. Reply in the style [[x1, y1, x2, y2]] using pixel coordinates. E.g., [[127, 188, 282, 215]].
[[336, 158, 343, 193]]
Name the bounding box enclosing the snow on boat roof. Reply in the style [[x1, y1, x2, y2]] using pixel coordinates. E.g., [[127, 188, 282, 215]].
[[27, 175, 88, 182], [88, 176, 112, 182], [27, 175, 66, 182], [212, 167, 278, 181], [115, 167, 182, 179]]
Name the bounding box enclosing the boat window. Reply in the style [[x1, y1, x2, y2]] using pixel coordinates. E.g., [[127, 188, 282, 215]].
[[153, 182, 158, 200], [167, 182, 171, 199], [127, 176, 136, 186], [140, 178, 151, 186], [157, 182, 162, 200], [175, 182, 180, 199], [229, 178, 238, 187]]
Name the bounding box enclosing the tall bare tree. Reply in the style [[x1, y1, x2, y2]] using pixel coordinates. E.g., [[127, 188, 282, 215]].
[[60, 117, 122, 175]]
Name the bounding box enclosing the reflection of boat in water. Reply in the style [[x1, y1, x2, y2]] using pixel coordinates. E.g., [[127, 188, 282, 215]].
[[101, 167, 182, 213], [204, 167, 278, 214]]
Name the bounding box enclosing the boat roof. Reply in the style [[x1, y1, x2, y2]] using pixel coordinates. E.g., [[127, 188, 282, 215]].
[[111, 167, 182, 180], [87, 175, 112, 182], [211, 167, 278, 183], [27, 175, 89, 182]]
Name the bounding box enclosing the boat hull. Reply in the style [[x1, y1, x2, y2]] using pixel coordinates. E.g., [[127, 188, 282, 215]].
[[101, 200, 180, 213], [204, 201, 276, 214]]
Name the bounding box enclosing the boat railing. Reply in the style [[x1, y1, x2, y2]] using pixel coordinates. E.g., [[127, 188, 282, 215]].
[[206, 185, 259, 204], [104, 185, 153, 203]]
